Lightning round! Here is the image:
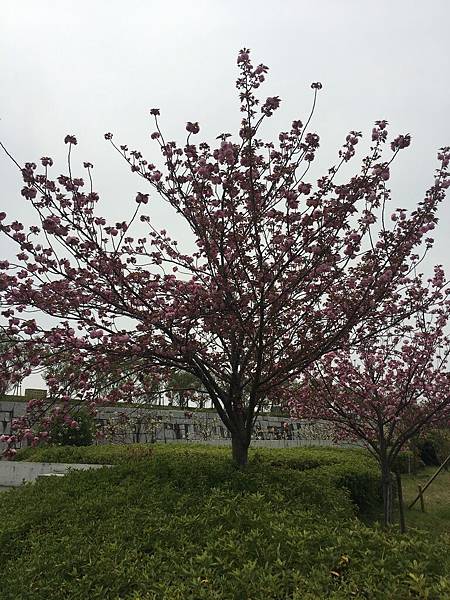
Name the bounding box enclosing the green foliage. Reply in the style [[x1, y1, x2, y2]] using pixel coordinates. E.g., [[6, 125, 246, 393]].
[[1, 445, 449, 599], [17, 444, 380, 511], [46, 410, 94, 446], [17, 442, 356, 467], [252, 446, 381, 513], [392, 450, 425, 475], [166, 369, 205, 408], [412, 429, 450, 466], [16, 442, 156, 464]]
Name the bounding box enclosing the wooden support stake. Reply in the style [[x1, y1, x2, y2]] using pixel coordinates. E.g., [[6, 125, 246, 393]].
[[408, 453, 450, 509], [418, 485, 425, 513]]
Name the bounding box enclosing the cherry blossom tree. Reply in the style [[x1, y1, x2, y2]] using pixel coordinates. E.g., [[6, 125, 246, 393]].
[[290, 294, 450, 526], [0, 49, 449, 465]]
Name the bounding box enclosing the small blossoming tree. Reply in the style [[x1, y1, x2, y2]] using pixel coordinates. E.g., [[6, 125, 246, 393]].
[[290, 295, 450, 525], [1, 49, 449, 465], [166, 369, 207, 408], [0, 328, 35, 396]]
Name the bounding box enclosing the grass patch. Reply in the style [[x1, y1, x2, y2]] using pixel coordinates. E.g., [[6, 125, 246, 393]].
[[398, 465, 450, 535], [367, 464, 450, 535]]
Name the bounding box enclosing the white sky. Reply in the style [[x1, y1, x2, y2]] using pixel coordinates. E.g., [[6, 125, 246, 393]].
[[1, 0, 450, 389]]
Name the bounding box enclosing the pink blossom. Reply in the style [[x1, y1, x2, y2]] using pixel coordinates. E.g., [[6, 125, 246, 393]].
[[64, 135, 77, 145], [186, 122, 200, 134]]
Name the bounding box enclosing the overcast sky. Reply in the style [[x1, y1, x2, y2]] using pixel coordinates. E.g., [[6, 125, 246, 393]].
[[1, 0, 450, 389]]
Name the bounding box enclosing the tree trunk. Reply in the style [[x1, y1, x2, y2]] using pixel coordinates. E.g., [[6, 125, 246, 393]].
[[381, 461, 394, 527], [231, 432, 250, 467], [395, 470, 406, 533]]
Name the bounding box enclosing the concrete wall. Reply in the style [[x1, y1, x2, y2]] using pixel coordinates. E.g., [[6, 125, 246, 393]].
[[0, 461, 109, 487]]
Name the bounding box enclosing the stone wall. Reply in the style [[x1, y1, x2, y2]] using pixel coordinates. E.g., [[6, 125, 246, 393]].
[[0, 393, 338, 449]]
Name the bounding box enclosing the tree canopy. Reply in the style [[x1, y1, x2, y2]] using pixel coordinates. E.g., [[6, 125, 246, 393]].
[[1, 49, 449, 464]]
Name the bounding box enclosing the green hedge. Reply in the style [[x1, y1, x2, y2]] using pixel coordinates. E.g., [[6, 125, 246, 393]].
[[16, 442, 156, 464], [1, 447, 449, 599], [16, 444, 380, 513], [16, 442, 366, 468]]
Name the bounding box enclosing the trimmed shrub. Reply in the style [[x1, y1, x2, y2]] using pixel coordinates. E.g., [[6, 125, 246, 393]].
[[0, 448, 449, 599], [15, 444, 207, 465], [17, 444, 380, 513]]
